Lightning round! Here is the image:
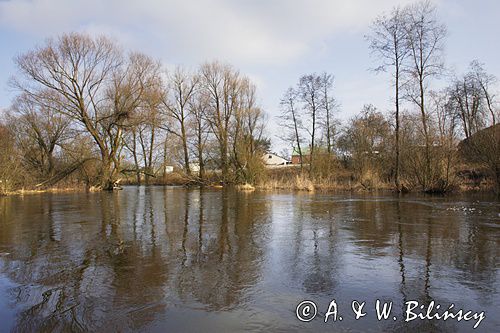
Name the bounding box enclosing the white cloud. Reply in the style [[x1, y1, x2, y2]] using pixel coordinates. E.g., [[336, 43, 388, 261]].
[[0, 0, 417, 66]]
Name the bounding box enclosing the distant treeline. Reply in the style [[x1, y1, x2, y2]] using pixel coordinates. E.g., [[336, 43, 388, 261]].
[[0, 0, 498, 195]]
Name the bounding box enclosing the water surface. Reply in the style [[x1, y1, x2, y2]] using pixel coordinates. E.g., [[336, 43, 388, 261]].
[[0, 187, 499, 332]]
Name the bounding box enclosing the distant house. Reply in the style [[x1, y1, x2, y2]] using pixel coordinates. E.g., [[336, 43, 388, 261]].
[[262, 153, 290, 167], [291, 147, 311, 164]]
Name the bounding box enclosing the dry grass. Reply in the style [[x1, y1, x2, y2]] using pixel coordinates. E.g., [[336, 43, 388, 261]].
[[256, 173, 314, 191], [235, 183, 256, 191], [256, 166, 396, 193], [359, 169, 382, 190], [4, 186, 87, 196], [293, 174, 315, 191]]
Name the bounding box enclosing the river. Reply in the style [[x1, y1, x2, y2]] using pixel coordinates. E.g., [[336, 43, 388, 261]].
[[0, 187, 499, 332]]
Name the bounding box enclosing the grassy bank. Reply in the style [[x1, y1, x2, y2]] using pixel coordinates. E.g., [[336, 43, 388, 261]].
[[255, 169, 391, 192], [254, 165, 497, 194], [2, 164, 496, 197]]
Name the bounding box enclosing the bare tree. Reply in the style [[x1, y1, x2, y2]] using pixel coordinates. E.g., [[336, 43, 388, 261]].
[[123, 124, 142, 183], [121, 53, 164, 184], [12, 33, 123, 190], [278, 87, 304, 171], [108, 52, 164, 185], [0, 122, 24, 194], [403, 0, 446, 189], [162, 67, 199, 176], [367, 5, 409, 191], [447, 61, 499, 193], [318, 72, 338, 154], [469, 60, 498, 127], [338, 104, 391, 185], [230, 78, 267, 183], [6, 33, 273, 190], [10, 92, 70, 179], [189, 90, 211, 180], [298, 73, 323, 174], [199, 62, 241, 182], [448, 69, 483, 139], [430, 90, 459, 191]]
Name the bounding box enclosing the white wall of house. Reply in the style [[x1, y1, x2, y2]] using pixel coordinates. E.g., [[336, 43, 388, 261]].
[[262, 153, 289, 166]]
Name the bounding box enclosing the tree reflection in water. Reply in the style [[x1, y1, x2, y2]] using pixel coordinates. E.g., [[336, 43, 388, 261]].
[[0, 189, 498, 332]]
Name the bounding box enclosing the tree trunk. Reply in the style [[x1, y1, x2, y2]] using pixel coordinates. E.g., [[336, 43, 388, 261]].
[[100, 155, 114, 191], [181, 122, 191, 176], [221, 136, 228, 183], [309, 103, 316, 175], [395, 65, 401, 192], [132, 131, 141, 184], [420, 78, 431, 190], [292, 108, 303, 172], [146, 124, 156, 184], [163, 138, 168, 182], [197, 129, 205, 181]]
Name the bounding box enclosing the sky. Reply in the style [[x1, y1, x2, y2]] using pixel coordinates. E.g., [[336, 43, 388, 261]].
[[0, 0, 499, 151]]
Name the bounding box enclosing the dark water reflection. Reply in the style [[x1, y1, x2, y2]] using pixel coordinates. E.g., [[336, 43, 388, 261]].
[[0, 187, 498, 332]]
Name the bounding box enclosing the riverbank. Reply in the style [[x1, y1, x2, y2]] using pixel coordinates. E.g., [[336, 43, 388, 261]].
[[1, 166, 496, 197], [255, 168, 392, 192], [254, 165, 498, 194], [0, 186, 89, 197]]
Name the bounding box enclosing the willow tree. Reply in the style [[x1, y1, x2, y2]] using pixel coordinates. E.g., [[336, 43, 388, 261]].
[[10, 92, 70, 179], [12, 33, 124, 189], [162, 67, 199, 176], [0, 123, 22, 194], [199, 62, 241, 182], [121, 53, 164, 184], [189, 90, 210, 181], [339, 104, 392, 184], [12, 33, 162, 189], [230, 77, 267, 184]]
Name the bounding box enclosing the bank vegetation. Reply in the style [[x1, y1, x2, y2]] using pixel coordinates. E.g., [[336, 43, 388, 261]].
[[0, 0, 498, 196]]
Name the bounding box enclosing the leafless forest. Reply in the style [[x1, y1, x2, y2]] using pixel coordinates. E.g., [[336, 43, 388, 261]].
[[0, 0, 498, 195]]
